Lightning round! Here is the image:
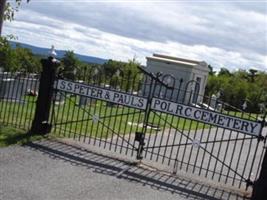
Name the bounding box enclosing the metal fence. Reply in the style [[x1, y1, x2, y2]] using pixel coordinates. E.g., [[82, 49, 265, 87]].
[[0, 67, 266, 191], [50, 68, 266, 190], [0, 72, 39, 130]]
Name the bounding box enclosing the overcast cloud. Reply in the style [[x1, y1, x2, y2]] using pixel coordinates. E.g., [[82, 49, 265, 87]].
[[3, 0, 267, 72]]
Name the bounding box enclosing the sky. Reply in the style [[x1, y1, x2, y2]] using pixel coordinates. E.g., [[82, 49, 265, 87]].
[[3, 0, 267, 72]]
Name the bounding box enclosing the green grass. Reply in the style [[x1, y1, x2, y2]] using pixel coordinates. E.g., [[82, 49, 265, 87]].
[[0, 125, 45, 147]]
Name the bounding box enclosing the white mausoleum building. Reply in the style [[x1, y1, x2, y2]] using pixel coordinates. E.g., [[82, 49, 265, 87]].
[[145, 54, 210, 104]]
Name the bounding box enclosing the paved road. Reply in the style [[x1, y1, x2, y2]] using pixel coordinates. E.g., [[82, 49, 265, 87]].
[[0, 139, 247, 200]]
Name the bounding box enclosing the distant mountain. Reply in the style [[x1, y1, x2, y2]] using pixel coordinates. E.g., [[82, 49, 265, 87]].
[[9, 41, 107, 65]]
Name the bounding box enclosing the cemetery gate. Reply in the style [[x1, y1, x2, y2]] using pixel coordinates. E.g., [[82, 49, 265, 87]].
[[49, 65, 266, 191]]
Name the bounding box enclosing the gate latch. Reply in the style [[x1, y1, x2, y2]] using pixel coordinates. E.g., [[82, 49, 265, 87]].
[[135, 132, 145, 145]]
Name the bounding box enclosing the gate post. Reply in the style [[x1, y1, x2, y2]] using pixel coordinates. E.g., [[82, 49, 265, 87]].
[[251, 114, 267, 200], [29, 56, 60, 135], [251, 148, 267, 200]]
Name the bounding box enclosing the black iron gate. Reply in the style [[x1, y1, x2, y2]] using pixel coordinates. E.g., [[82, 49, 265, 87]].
[[50, 66, 266, 191]]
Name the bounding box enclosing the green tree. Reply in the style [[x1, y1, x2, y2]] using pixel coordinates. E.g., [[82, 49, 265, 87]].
[[218, 67, 232, 77], [61, 51, 80, 80], [15, 46, 41, 72], [0, 37, 18, 72]]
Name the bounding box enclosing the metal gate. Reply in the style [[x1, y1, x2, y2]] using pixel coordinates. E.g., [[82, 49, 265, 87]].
[[50, 67, 266, 190]]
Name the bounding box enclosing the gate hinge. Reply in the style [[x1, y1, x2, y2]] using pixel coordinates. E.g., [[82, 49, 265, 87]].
[[246, 179, 254, 189]]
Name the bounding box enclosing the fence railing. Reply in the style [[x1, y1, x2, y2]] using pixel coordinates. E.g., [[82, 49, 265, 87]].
[[0, 72, 39, 130]]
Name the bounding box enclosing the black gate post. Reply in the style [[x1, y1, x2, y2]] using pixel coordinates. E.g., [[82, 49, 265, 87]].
[[251, 114, 267, 200], [29, 56, 60, 135], [251, 148, 267, 200]]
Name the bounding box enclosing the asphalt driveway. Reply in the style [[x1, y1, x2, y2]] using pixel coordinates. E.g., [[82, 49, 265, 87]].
[[0, 139, 248, 200]]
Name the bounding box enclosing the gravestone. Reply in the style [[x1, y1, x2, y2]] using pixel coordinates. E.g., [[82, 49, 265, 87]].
[[21, 78, 39, 96], [0, 78, 24, 102], [53, 92, 65, 105]]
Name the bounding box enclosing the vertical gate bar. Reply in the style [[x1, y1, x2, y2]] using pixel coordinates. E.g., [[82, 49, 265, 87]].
[[130, 75, 148, 157], [9, 74, 21, 127], [77, 96, 87, 142], [119, 74, 136, 154], [225, 130, 240, 185], [82, 99, 93, 143], [218, 110, 236, 182], [173, 117, 189, 172], [103, 78, 115, 149], [4, 72, 11, 125], [167, 79, 183, 166], [58, 92, 67, 136], [153, 82, 168, 162], [93, 74, 107, 146], [2, 74, 9, 124], [82, 101, 92, 143], [64, 93, 73, 137], [114, 75, 128, 152], [245, 139, 262, 189], [99, 74, 112, 146], [138, 73, 159, 160], [77, 72, 89, 142], [179, 91, 194, 171], [185, 120, 200, 172], [0, 73, 5, 123], [230, 111, 250, 186], [239, 134, 255, 187], [27, 75, 37, 130], [192, 119, 207, 174], [9, 72, 17, 126], [108, 76, 121, 150], [211, 128, 227, 181], [23, 74, 33, 129], [198, 124, 213, 176], [2, 72, 12, 125], [16, 75, 26, 128], [93, 98, 103, 145], [218, 129, 234, 182], [7, 73, 14, 125], [161, 85, 176, 164], [204, 95, 220, 178], [147, 81, 163, 160], [74, 95, 82, 140], [67, 94, 77, 138], [88, 73, 102, 144], [179, 119, 194, 171]]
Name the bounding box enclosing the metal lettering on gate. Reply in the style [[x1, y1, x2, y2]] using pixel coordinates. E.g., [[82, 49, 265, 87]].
[[55, 79, 148, 110], [150, 97, 262, 136]]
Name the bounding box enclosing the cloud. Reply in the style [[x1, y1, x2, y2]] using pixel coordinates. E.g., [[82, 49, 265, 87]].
[[3, 0, 267, 72]]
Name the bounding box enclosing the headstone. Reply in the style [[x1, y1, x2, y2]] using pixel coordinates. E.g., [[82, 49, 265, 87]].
[[53, 92, 65, 105], [21, 78, 39, 96], [210, 94, 217, 109], [79, 95, 89, 106], [0, 78, 24, 102]]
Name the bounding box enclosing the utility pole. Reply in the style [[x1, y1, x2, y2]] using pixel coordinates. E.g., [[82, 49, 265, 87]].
[[0, 0, 7, 35]]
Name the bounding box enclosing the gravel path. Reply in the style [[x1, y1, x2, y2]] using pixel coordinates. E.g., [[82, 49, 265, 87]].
[[0, 139, 248, 200]]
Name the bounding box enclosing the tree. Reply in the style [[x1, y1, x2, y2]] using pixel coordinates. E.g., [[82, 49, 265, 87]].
[[0, 36, 18, 71], [0, 0, 7, 35], [218, 67, 232, 77], [61, 51, 80, 80], [0, 0, 30, 35], [15, 46, 41, 72]]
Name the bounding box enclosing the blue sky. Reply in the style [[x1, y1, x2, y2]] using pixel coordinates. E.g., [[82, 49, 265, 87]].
[[3, 0, 267, 72]]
